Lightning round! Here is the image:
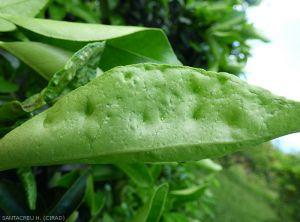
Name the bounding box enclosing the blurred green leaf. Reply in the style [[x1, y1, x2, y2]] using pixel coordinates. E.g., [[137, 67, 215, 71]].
[[169, 184, 207, 203], [0, 179, 30, 216], [117, 164, 153, 188], [163, 212, 189, 222], [17, 167, 37, 211], [84, 175, 105, 217], [48, 170, 90, 218], [130, 183, 169, 222], [0, 75, 18, 93], [49, 170, 79, 188]]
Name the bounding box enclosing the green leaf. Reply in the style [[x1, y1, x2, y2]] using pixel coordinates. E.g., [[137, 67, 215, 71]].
[[47, 170, 89, 218], [130, 183, 169, 222], [0, 180, 30, 216], [65, 211, 79, 222], [42, 42, 105, 103], [92, 165, 123, 181], [163, 213, 189, 222], [0, 0, 49, 32], [1, 64, 300, 170], [116, 163, 153, 187], [49, 170, 79, 188], [0, 76, 18, 93], [0, 41, 72, 80], [196, 159, 222, 172], [0, 100, 29, 123], [17, 167, 37, 210], [0, 17, 15, 32], [1, 15, 181, 69], [0, 42, 103, 128], [0, 0, 49, 17], [84, 175, 105, 217], [169, 184, 207, 203]]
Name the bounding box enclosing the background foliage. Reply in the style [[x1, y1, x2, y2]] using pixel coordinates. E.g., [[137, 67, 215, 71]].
[[0, 0, 299, 222]]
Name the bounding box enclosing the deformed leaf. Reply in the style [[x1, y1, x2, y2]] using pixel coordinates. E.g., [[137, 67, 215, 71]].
[[1, 64, 300, 170], [0, 42, 104, 130]]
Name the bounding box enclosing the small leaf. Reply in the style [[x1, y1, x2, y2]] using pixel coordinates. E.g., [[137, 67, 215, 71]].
[[196, 159, 222, 172], [47, 170, 89, 218], [65, 211, 79, 222], [49, 170, 79, 188], [117, 163, 153, 187], [163, 213, 190, 222], [130, 183, 169, 222], [84, 175, 105, 217], [169, 185, 207, 203], [17, 167, 37, 210]]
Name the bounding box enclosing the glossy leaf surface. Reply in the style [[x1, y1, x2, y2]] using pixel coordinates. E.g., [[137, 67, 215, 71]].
[[1, 15, 181, 69], [0, 41, 72, 80], [0, 0, 48, 32], [1, 64, 300, 170]]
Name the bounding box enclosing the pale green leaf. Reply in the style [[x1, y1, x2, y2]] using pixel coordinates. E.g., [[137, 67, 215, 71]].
[[1, 64, 300, 170], [0, 41, 72, 80]]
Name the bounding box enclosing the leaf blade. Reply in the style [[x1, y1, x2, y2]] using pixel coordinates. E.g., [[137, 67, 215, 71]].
[[1, 64, 300, 169]]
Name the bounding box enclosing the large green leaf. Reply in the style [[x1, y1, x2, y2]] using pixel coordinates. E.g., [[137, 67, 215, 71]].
[[0, 41, 72, 80], [0, 0, 49, 32], [0, 15, 181, 69], [1, 64, 300, 170]]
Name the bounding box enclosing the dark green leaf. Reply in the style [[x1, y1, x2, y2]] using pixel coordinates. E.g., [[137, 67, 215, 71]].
[[0, 76, 18, 93], [47, 170, 89, 218], [0, 180, 30, 216]]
